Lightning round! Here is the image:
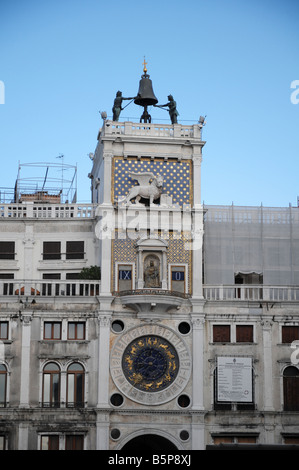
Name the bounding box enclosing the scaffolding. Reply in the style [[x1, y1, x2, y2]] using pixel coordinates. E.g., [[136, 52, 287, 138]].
[[4, 161, 78, 204], [203, 204, 299, 287]]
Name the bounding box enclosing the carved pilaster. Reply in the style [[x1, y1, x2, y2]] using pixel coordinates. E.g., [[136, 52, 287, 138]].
[[97, 313, 112, 408], [191, 315, 205, 411], [261, 316, 274, 411]]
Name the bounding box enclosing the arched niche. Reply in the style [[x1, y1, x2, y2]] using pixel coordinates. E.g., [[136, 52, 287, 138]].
[[136, 237, 168, 290]]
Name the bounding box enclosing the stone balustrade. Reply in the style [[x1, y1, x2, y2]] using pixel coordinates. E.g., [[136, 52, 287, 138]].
[[0, 203, 96, 219]]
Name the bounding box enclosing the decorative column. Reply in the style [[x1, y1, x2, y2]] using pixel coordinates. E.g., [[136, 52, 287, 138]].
[[18, 423, 29, 450], [97, 313, 111, 407], [191, 416, 205, 450], [96, 412, 110, 450], [137, 249, 143, 289], [96, 206, 113, 295], [102, 153, 112, 206], [19, 313, 32, 408], [191, 315, 205, 410], [192, 155, 202, 208], [162, 250, 167, 289], [261, 317, 274, 411], [96, 313, 111, 450], [22, 226, 35, 293]]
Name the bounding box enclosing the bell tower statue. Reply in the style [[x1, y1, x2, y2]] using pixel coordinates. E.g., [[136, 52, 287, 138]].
[[90, 63, 206, 451]]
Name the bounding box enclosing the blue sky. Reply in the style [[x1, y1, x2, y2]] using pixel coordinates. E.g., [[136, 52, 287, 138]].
[[0, 0, 298, 206]]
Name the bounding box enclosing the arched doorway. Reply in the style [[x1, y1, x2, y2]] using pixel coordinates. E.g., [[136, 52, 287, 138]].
[[121, 434, 178, 452]]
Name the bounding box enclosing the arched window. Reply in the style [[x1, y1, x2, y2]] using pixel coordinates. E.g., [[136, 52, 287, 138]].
[[283, 366, 299, 411], [67, 363, 85, 407], [0, 365, 7, 407], [42, 363, 60, 407]]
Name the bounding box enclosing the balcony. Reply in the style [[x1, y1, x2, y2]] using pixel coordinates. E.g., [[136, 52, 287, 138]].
[[0, 279, 100, 298], [203, 285, 299, 302], [0, 281, 298, 303], [113, 289, 190, 313]]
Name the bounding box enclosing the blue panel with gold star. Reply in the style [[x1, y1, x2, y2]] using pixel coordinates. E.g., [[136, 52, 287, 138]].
[[112, 157, 192, 207]]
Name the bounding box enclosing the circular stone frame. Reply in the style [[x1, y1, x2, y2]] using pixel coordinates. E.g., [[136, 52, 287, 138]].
[[110, 324, 191, 405]]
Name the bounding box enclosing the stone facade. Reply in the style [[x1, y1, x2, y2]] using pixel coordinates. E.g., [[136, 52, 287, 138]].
[[0, 119, 298, 450]]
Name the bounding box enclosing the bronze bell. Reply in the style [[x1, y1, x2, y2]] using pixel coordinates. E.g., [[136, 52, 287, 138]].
[[134, 72, 158, 107]]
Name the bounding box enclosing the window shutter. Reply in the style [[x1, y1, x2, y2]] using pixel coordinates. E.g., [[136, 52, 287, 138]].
[[236, 325, 253, 343], [213, 325, 230, 342], [282, 326, 299, 343]]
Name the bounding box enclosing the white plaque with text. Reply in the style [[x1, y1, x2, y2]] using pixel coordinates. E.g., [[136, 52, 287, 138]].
[[217, 356, 252, 403]]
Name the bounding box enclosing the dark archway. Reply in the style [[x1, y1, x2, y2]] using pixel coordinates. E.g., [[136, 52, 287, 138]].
[[121, 434, 178, 452]]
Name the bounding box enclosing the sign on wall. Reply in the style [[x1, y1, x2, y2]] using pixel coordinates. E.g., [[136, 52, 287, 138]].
[[217, 356, 253, 403]]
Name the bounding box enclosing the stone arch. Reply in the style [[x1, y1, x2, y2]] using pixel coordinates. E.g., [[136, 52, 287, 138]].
[[116, 429, 184, 451]]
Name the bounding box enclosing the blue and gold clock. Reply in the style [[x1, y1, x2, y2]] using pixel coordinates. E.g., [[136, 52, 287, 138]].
[[122, 335, 179, 392], [110, 324, 191, 405]]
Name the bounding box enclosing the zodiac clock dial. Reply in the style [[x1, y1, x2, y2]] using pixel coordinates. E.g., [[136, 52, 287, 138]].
[[110, 324, 191, 405], [122, 335, 179, 392]]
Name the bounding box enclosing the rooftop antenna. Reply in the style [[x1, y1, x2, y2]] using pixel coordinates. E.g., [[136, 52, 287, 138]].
[[41, 167, 49, 191], [56, 154, 64, 202]]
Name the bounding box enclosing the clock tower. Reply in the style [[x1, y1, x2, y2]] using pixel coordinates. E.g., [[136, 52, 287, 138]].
[[90, 66, 206, 450]]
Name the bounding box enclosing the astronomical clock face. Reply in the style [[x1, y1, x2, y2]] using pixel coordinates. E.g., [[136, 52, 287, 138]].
[[110, 324, 191, 405], [122, 335, 179, 392]]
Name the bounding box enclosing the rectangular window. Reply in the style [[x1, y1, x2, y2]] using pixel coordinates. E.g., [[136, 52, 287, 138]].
[[43, 242, 61, 260], [44, 322, 61, 340], [42, 273, 61, 280], [0, 372, 7, 406], [0, 322, 8, 340], [41, 435, 59, 450], [68, 322, 85, 340], [236, 325, 254, 343], [66, 241, 84, 260], [282, 326, 299, 343], [213, 325, 230, 343], [284, 436, 299, 445], [213, 436, 257, 445], [171, 266, 185, 293], [0, 274, 14, 279], [65, 435, 84, 450], [0, 242, 15, 260], [118, 265, 132, 292], [66, 273, 80, 280]]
